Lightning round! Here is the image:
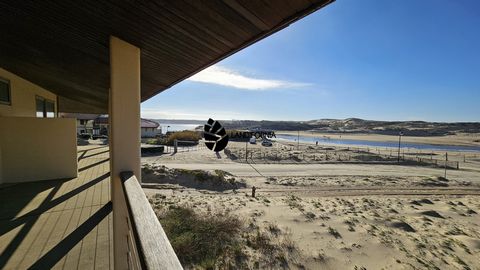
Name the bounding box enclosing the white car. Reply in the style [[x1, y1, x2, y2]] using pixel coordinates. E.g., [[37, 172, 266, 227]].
[[249, 136, 257, 144]]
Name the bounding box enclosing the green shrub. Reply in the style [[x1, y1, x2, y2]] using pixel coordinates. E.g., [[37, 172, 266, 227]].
[[165, 131, 201, 146], [145, 138, 164, 145]]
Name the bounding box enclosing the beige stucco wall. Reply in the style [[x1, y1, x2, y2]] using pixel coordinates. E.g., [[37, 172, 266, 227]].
[[0, 117, 77, 183], [0, 68, 57, 117]]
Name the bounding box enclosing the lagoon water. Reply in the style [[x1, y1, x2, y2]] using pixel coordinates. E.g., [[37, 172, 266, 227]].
[[276, 134, 480, 152], [160, 124, 200, 134]]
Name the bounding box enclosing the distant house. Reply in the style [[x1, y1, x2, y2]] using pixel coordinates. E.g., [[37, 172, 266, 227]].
[[59, 113, 99, 135], [140, 119, 162, 138], [93, 115, 161, 138], [93, 115, 109, 136]]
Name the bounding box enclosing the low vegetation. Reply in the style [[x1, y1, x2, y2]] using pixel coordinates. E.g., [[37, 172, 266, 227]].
[[165, 130, 201, 146], [142, 165, 246, 191], [144, 131, 201, 146], [155, 205, 301, 269], [159, 206, 244, 269], [145, 138, 162, 145]]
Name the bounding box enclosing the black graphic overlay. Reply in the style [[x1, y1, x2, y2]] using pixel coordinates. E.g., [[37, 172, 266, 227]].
[[204, 118, 229, 152]]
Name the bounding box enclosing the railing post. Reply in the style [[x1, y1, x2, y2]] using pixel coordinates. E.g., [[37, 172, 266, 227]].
[[110, 36, 141, 270]]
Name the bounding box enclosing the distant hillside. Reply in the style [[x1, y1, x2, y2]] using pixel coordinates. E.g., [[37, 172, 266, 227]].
[[153, 119, 205, 125], [150, 118, 480, 136], [218, 118, 480, 136], [303, 118, 480, 136], [221, 120, 311, 131]]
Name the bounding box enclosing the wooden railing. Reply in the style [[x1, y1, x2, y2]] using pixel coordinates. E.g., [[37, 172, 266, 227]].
[[120, 172, 182, 270]]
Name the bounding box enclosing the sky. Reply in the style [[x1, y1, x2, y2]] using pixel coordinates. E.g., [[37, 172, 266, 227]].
[[141, 0, 480, 122]]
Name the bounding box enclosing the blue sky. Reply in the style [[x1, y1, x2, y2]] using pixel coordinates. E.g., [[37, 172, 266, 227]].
[[142, 0, 480, 122]]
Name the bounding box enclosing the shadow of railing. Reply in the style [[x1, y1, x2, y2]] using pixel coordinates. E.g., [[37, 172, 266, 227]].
[[0, 183, 62, 269], [29, 202, 112, 269], [0, 172, 109, 236], [78, 158, 110, 172], [81, 150, 110, 160]]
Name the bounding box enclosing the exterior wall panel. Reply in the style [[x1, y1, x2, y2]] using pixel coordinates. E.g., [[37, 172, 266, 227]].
[[0, 117, 77, 183], [0, 68, 57, 117]]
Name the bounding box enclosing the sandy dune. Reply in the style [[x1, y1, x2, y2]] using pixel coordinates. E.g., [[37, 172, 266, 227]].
[[143, 140, 480, 269]]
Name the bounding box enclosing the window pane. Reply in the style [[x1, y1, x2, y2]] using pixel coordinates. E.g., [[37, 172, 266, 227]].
[[36, 97, 45, 118], [46, 101, 55, 118], [0, 80, 10, 104]]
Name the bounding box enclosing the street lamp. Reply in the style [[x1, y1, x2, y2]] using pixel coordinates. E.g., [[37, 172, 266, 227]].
[[397, 131, 403, 162]]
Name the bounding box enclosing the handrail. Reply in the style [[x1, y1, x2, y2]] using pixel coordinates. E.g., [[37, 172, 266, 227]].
[[120, 171, 183, 270]]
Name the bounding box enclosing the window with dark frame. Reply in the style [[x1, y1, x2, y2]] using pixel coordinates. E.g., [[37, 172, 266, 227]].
[[36, 96, 56, 118], [0, 78, 11, 105]]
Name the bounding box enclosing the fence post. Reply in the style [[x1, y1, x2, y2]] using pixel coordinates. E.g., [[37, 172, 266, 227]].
[[444, 152, 448, 178]]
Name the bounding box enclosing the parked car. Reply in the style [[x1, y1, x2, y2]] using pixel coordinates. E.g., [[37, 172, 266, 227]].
[[261, 140, 273, 147], [92, 134, 108, 140], [249, 136, 256, 144], [78, 133, 91, 140]]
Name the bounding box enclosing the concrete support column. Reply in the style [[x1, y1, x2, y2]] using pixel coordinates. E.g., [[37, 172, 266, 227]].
[[109, 36, 141, 270]]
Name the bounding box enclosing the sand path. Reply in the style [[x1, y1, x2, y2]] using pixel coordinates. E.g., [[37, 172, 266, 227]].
[[158, 162, 480, 182]]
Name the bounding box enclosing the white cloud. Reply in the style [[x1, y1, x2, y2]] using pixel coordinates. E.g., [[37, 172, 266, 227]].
[[186, 65, 311, 90], [141, 108, 263, 120]]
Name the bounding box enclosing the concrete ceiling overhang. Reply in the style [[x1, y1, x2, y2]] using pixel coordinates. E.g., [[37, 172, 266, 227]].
[[0, 0, 334, 113]]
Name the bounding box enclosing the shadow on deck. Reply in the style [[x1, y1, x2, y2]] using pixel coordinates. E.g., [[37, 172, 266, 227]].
[[0, 145, 112, 269]]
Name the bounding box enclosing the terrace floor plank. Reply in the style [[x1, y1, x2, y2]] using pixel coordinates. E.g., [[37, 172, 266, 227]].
[[0, 145, 112, 270]]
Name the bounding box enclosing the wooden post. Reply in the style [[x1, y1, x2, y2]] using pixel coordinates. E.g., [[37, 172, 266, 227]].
[[444, 152, 448, 178]]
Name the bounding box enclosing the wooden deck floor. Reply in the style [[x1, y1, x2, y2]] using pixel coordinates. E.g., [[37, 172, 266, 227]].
[[0, 145, 112, 269]]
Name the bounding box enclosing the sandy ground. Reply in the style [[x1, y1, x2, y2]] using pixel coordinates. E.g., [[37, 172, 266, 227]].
[[142, 140, 480, 269], [277, 131, 480, 147]]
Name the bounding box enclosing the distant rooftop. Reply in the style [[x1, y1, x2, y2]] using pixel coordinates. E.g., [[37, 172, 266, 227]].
[[94, 116, 159, 129]]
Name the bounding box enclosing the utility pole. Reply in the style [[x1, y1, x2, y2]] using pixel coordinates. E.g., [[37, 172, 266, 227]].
[[397, 131, 403, 162], [245, 140, 248, 162]]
